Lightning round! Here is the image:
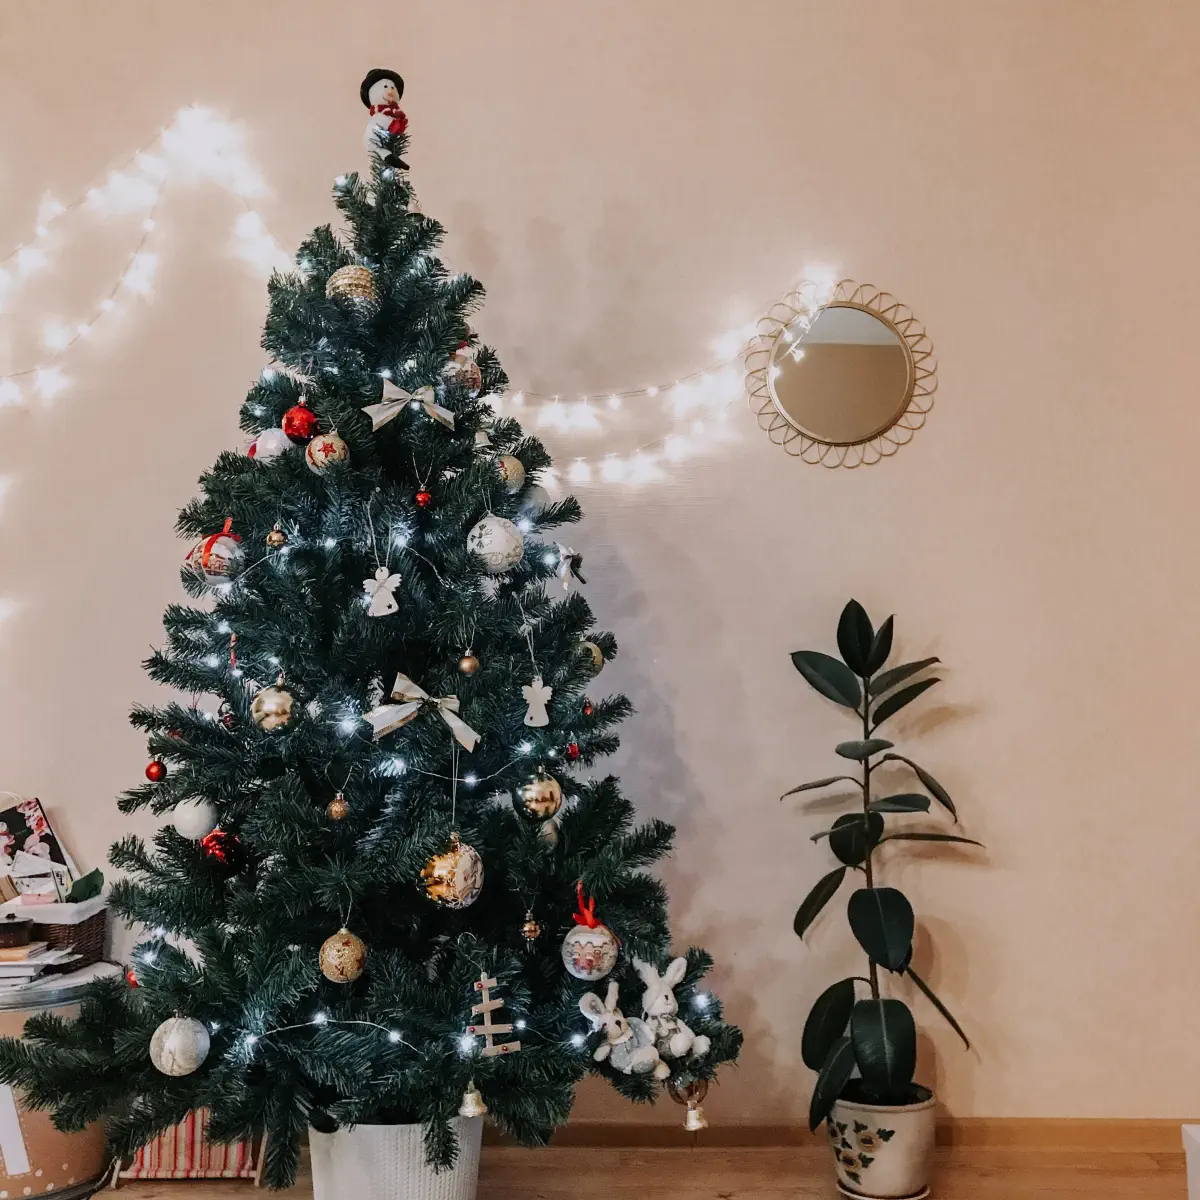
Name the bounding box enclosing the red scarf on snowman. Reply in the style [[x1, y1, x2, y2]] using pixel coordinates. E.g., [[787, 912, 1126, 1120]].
[[369, 103, 408, 135]]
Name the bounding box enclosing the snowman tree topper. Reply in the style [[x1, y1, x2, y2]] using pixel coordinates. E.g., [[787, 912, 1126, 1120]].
[[360, 67, 408, 170]]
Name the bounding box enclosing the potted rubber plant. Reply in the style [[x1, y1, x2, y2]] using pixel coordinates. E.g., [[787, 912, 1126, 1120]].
[[786, 600, 979, 1200]]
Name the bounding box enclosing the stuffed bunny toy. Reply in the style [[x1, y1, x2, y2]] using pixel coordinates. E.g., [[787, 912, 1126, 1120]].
[[579, 981, 670, 1080], [633, 956, 711, 1060]]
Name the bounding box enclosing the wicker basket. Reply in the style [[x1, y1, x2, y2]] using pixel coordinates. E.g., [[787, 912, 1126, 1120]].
[[31, 909, 106, 973]]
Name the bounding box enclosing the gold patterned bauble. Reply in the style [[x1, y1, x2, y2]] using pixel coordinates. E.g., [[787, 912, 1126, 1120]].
[[668, 1078, 710, 1131], [250, 682, 294, 731], [266, 524, 287, 549], [306, 431, 351, 473], [458, 652, 480, 676], [419, 832, 484, 909], [519, 770, 562, 820], [580, 640, 604, 671], [520, 911, 542, 943], [325, 264, 378, 309], [497, 454, 526, 493], [326, 793, 349, 821], [458, 1081, 488, 1118], [320, 927, 366, 983]]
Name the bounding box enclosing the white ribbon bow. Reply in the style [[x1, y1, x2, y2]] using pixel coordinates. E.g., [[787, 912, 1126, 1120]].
[[362, 566, 401, 617], [365, 672, 480, 751], [555, 544, 585, 592], [362, 380, 456, 431]]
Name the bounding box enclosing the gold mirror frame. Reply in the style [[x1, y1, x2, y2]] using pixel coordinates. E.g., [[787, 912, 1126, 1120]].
[[745, 280, 937, 468]]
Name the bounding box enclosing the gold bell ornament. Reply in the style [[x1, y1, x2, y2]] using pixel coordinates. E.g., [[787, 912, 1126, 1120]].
[[458, 1081, 488, 1118], [668, 1078, 709, 1132]]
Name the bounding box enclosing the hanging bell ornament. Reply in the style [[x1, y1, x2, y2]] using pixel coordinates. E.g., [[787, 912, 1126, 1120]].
[[250, 678, 294, 731], [266, 524, 288, 549], [668, 1079, 710, 1132], [458, 652, 481, 676], [145, 758, 167, 783], [320, 927, 367, 983], [419, 833, 484, 909], [519, 769, 562, 820], [458, 1081, 488, 1118], [520, 911, 542, 943], [327, 793, 349, 821]]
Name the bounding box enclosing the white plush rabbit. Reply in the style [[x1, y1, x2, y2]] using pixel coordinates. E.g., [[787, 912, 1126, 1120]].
[[633, 957, 711, 1061], [579, 981, 670, 1080]]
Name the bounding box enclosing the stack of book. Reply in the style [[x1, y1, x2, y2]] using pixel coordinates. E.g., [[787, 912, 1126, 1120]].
[[0, 940, 80, 990]]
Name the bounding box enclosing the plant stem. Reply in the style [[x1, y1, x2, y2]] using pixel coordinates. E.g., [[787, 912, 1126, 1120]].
[[862, 679, 880, 1001]]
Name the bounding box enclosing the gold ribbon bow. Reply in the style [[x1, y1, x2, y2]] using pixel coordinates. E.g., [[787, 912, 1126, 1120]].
[[362, 380, 455, 431], [364, 672, 480, 751]]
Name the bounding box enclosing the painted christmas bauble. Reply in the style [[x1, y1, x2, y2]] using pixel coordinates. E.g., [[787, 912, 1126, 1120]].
[[150, 1016, 210, 1077], [320, 927, 367, 983], [281, 402, 319, 442], [580, 640, 605, 671], [325, 264, 378, 309], [561, 921, 619, 981], [419, 833, 483, 909], [145, 759, 167, 783], [305, 431, 350, 473], [266, 525, 288, 549], [172, 798, 218, 840], [519, 772, 562, 820], [326, 794, 349, 821], [185, 522, 243, 586], [520, 911, 542, 943], [250, 684, 294, 731], [248, 427, 292, 461], [466, 515, 524, 574], [442, 344, 482, 395], [497, 454, 526, 493]]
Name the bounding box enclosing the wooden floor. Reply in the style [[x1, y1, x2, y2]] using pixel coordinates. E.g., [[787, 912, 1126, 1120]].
[[119, 1144, 1188, 1199]]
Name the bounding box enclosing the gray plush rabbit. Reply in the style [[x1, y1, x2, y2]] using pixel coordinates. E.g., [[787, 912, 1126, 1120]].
[[579, 980, 669, 1080], [633, 956, 711, 1060]]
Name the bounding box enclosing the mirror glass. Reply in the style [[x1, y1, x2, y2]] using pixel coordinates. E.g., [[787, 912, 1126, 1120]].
[[769, 304, 912, 445]]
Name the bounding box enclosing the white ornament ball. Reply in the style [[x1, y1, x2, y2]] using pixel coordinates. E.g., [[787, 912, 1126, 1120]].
[[248, 427, 292, 462], [172, 798, 218, 840], [466, 515, 524, 574], [305, 431, 350, 473], [497, 454, 526, 493], [185, 527, 243, 586], [561, 922, 619, 981], [150, 1016, 211, 1077]]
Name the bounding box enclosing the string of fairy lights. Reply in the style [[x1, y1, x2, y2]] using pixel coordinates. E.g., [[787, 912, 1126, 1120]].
[[1, 104, 837, 482]]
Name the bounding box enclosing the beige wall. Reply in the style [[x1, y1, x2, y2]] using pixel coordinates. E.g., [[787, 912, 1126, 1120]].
[[2, 0, 1199, 1126]]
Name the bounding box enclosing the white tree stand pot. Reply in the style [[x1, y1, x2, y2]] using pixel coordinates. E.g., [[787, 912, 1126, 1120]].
[[310, 1117, 482, 1200], [828, 1091, 936, 1199]]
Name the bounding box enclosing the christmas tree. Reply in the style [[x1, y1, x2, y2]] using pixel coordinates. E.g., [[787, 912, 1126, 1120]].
[[0, 74, 740, 1189]]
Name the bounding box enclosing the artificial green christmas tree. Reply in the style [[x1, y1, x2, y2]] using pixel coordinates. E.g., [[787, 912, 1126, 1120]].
[[0, 74, 740, 1190]]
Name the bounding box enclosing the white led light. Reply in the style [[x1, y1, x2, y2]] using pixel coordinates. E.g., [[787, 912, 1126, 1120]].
[[324, 537, 337, 549], [391, 757, 406, 774], [458, 1033, 476, 1054], [210, 1021, 221, 1032], [245, 1034, 259, 1046], [463, 773, 478, 786], [142, 217, 156, 232], [515, 1019, 526, 1030], [646, 385, 659, 397], [519, 742, 532, 754], [154, 927, 167, 937], [693, 993, 710, 1011], [517, 518, 533, 533], [231, 668, 243, 678], [0, 381, 22, 407], [268, 655, 280, 666], [570, 1033, 586, 1048], [313, 1011, 329, 1025], [338, 717, 358, 734], [141, 949, 157, 964], [607, 394, 621, 409], [510, 391, 525, 407], [542, 553, 557, 567], [261, 367, 277, 382], [379, 368, 392, 379], [335, 175, 347, 186], [100, 298, 116, 312], [34, 367, 68, 401], [388, 1030, 402, 1043], [216, 621, 231, 634], [204, 655, 220, 668]]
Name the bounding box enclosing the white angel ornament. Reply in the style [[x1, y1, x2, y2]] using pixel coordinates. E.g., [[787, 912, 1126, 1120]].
[[363, 566, 401, 617]]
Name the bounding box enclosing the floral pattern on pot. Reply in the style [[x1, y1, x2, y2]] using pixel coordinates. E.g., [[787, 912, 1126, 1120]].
[[828, 1119, 895, 1187]]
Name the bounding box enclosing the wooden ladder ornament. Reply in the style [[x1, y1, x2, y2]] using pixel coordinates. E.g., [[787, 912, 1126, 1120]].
[[467, 972, 521, 1058]]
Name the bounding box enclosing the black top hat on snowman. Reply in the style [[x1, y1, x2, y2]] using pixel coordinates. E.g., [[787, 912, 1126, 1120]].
[[360, 69, 405, 107]]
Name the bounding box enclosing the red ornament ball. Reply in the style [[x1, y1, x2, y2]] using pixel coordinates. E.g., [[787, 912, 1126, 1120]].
[[565, 742, 581, 761], [125, 967, 140, 988], [282, 402, 319, 442], [415, 489, 433, 509], [582, 699, 594, 717], [218, 701, 236, 730], [201, 829, 244, 876], [145, 759, 167, 782]]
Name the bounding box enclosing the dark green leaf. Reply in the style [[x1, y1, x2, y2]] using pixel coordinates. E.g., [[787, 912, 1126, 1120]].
[[837, 600, 875, 676], [850, 998, 916, 1094], [847, 887, 914, 972], [880, 754, 957, 820], [791, 651, 862, 710], [824, 813, 885, 866], [870, 678, 939, 730], [907, 966, 970, 1049], [868, 794, 932, 814], [880, 833, 982, 847], [794, 867, 847, 939], [808, 1036, 856, 1132], [780, 775, 857, 800], [869, 657, 941, 697], [802, 978, 856, 1070], [865, 616, 894, 676], [836, 739, 894, 761]]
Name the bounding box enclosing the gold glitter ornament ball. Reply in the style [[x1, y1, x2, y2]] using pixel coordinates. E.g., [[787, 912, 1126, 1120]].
[[420, 833, 484, 909], [519, 771, 562, 820], [266, 525, 288, 549], [250, 683, 294, 731], [320, 927, 366, 983], [520, 911, 542, 943], [325, 264, 378, 309], [326, 793, 349, 821]]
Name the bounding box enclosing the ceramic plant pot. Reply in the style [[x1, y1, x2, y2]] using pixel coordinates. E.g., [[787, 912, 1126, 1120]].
[[828, 1088, 936, 1199]]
